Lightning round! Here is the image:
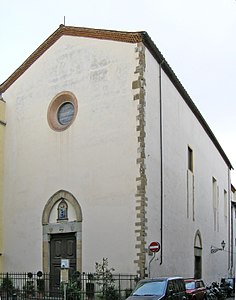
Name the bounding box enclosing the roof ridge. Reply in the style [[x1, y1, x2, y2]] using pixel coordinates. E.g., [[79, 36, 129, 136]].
[[0, 25, 143, 93], [0, 25, 233, 170]]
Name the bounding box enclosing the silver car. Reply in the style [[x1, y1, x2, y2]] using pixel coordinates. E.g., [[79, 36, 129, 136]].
[[126, 277, 187, 300]]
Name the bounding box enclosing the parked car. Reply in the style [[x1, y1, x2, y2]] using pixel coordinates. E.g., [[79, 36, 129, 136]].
[[126, 276, 187, 299], [220, 277, 234, 297], [184, 278, 206, 300]]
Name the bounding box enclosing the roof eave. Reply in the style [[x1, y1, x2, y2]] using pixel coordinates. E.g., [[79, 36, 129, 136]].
[[0, 26, 233, 170], [0, 25, 143, 93], [141, 32, 233, 170]]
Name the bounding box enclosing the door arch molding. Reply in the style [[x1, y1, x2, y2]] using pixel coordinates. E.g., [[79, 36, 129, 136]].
[[42, 190, 82, 273], [42, 190, 82, 224]]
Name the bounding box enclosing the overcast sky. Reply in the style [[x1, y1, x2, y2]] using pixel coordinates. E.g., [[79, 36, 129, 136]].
[[0, 0, 235, 183]]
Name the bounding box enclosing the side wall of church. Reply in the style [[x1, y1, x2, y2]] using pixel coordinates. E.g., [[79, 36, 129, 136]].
[[145, 49, 231, 283]]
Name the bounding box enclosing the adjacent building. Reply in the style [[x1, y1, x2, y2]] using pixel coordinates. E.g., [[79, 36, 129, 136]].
[[0, 95, 5, 272], [0, 25, 233, 284], [231, 185, 236, 277]]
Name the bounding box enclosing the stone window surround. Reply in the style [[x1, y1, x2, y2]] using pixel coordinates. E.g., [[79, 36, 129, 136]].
[[47, 91, 78, 131]]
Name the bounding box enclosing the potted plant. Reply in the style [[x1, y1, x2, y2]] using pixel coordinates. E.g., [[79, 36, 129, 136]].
[[23, 280, 35, 298], [37, 278, 45, 298]]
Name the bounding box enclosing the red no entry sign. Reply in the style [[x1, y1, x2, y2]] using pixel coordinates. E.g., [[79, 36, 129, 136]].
[[149, 241, 161, 253]]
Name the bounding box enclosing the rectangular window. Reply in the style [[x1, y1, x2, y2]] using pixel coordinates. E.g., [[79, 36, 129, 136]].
[[224, 190, 227, 219], [212, 177, 217, 209], [212, 177, 219, 231], [188, 146, 193, 172], [187, 146, 194, 220]]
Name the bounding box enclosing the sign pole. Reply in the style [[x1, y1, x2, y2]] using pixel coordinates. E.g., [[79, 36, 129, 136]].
[[60, 259, 69, 300], [64, 283, 67, 300], [148, 241, 161, 278], [148, 252, 156, 278]]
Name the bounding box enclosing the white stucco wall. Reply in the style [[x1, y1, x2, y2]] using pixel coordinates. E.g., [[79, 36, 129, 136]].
[[144, 52, 162, 270], [145, 49, 231, 283], [3, 36, 139, 273], [2, 33, 232, 283]]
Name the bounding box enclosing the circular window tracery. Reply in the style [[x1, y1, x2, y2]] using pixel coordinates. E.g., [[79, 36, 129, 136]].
[[57, 102, 75, 125], [47, 91, 78, 131]]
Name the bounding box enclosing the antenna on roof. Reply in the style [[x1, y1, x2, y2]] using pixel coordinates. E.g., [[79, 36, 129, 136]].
[[64, 16, 66, 26]]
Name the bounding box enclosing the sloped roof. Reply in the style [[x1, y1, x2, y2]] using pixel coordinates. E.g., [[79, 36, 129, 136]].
[[0, 25, 143, 93], [0, 25, 233, 169]]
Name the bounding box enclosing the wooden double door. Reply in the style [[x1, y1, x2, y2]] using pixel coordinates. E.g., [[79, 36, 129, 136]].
[[50, 233, 76, 289]]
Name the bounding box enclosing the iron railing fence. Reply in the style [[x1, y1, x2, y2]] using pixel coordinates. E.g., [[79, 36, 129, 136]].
[[0, 272, 139, 300]]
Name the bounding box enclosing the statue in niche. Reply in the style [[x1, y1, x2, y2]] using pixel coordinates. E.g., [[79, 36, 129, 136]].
[[57, 199, 68, 221]]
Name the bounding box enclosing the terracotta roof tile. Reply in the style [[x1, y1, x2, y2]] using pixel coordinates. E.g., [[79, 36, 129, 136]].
[[0, 25, 233, 170], [0, 25, 143, 93]]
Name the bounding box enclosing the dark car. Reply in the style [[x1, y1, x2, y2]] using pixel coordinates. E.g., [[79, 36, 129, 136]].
[[184, 279, 206, 300], [220, 278, 234, 297], [126, 277, 187, 299]]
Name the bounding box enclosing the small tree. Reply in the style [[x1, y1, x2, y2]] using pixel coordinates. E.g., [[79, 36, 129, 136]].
[[94, 258, 119, 300]]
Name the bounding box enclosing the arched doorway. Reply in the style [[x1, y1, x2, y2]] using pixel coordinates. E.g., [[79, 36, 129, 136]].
[[194, 230, 202, 279], [42, 190, 82, 287]]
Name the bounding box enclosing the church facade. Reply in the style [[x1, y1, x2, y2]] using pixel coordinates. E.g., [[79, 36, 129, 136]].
[[0, 25, 233, 284]]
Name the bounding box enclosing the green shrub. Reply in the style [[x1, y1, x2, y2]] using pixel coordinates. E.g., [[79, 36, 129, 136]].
[[0, 276, 15, 295], [61, 280, 81, 300]]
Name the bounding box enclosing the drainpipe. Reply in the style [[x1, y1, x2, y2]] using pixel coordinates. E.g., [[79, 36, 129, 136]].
[[159, 61, 164, 265]]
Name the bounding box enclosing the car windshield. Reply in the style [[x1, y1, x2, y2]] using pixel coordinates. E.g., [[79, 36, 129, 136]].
[[185, 282, 195, 290], [132, 281, 166, 296], [225, 279, 233, 286]]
